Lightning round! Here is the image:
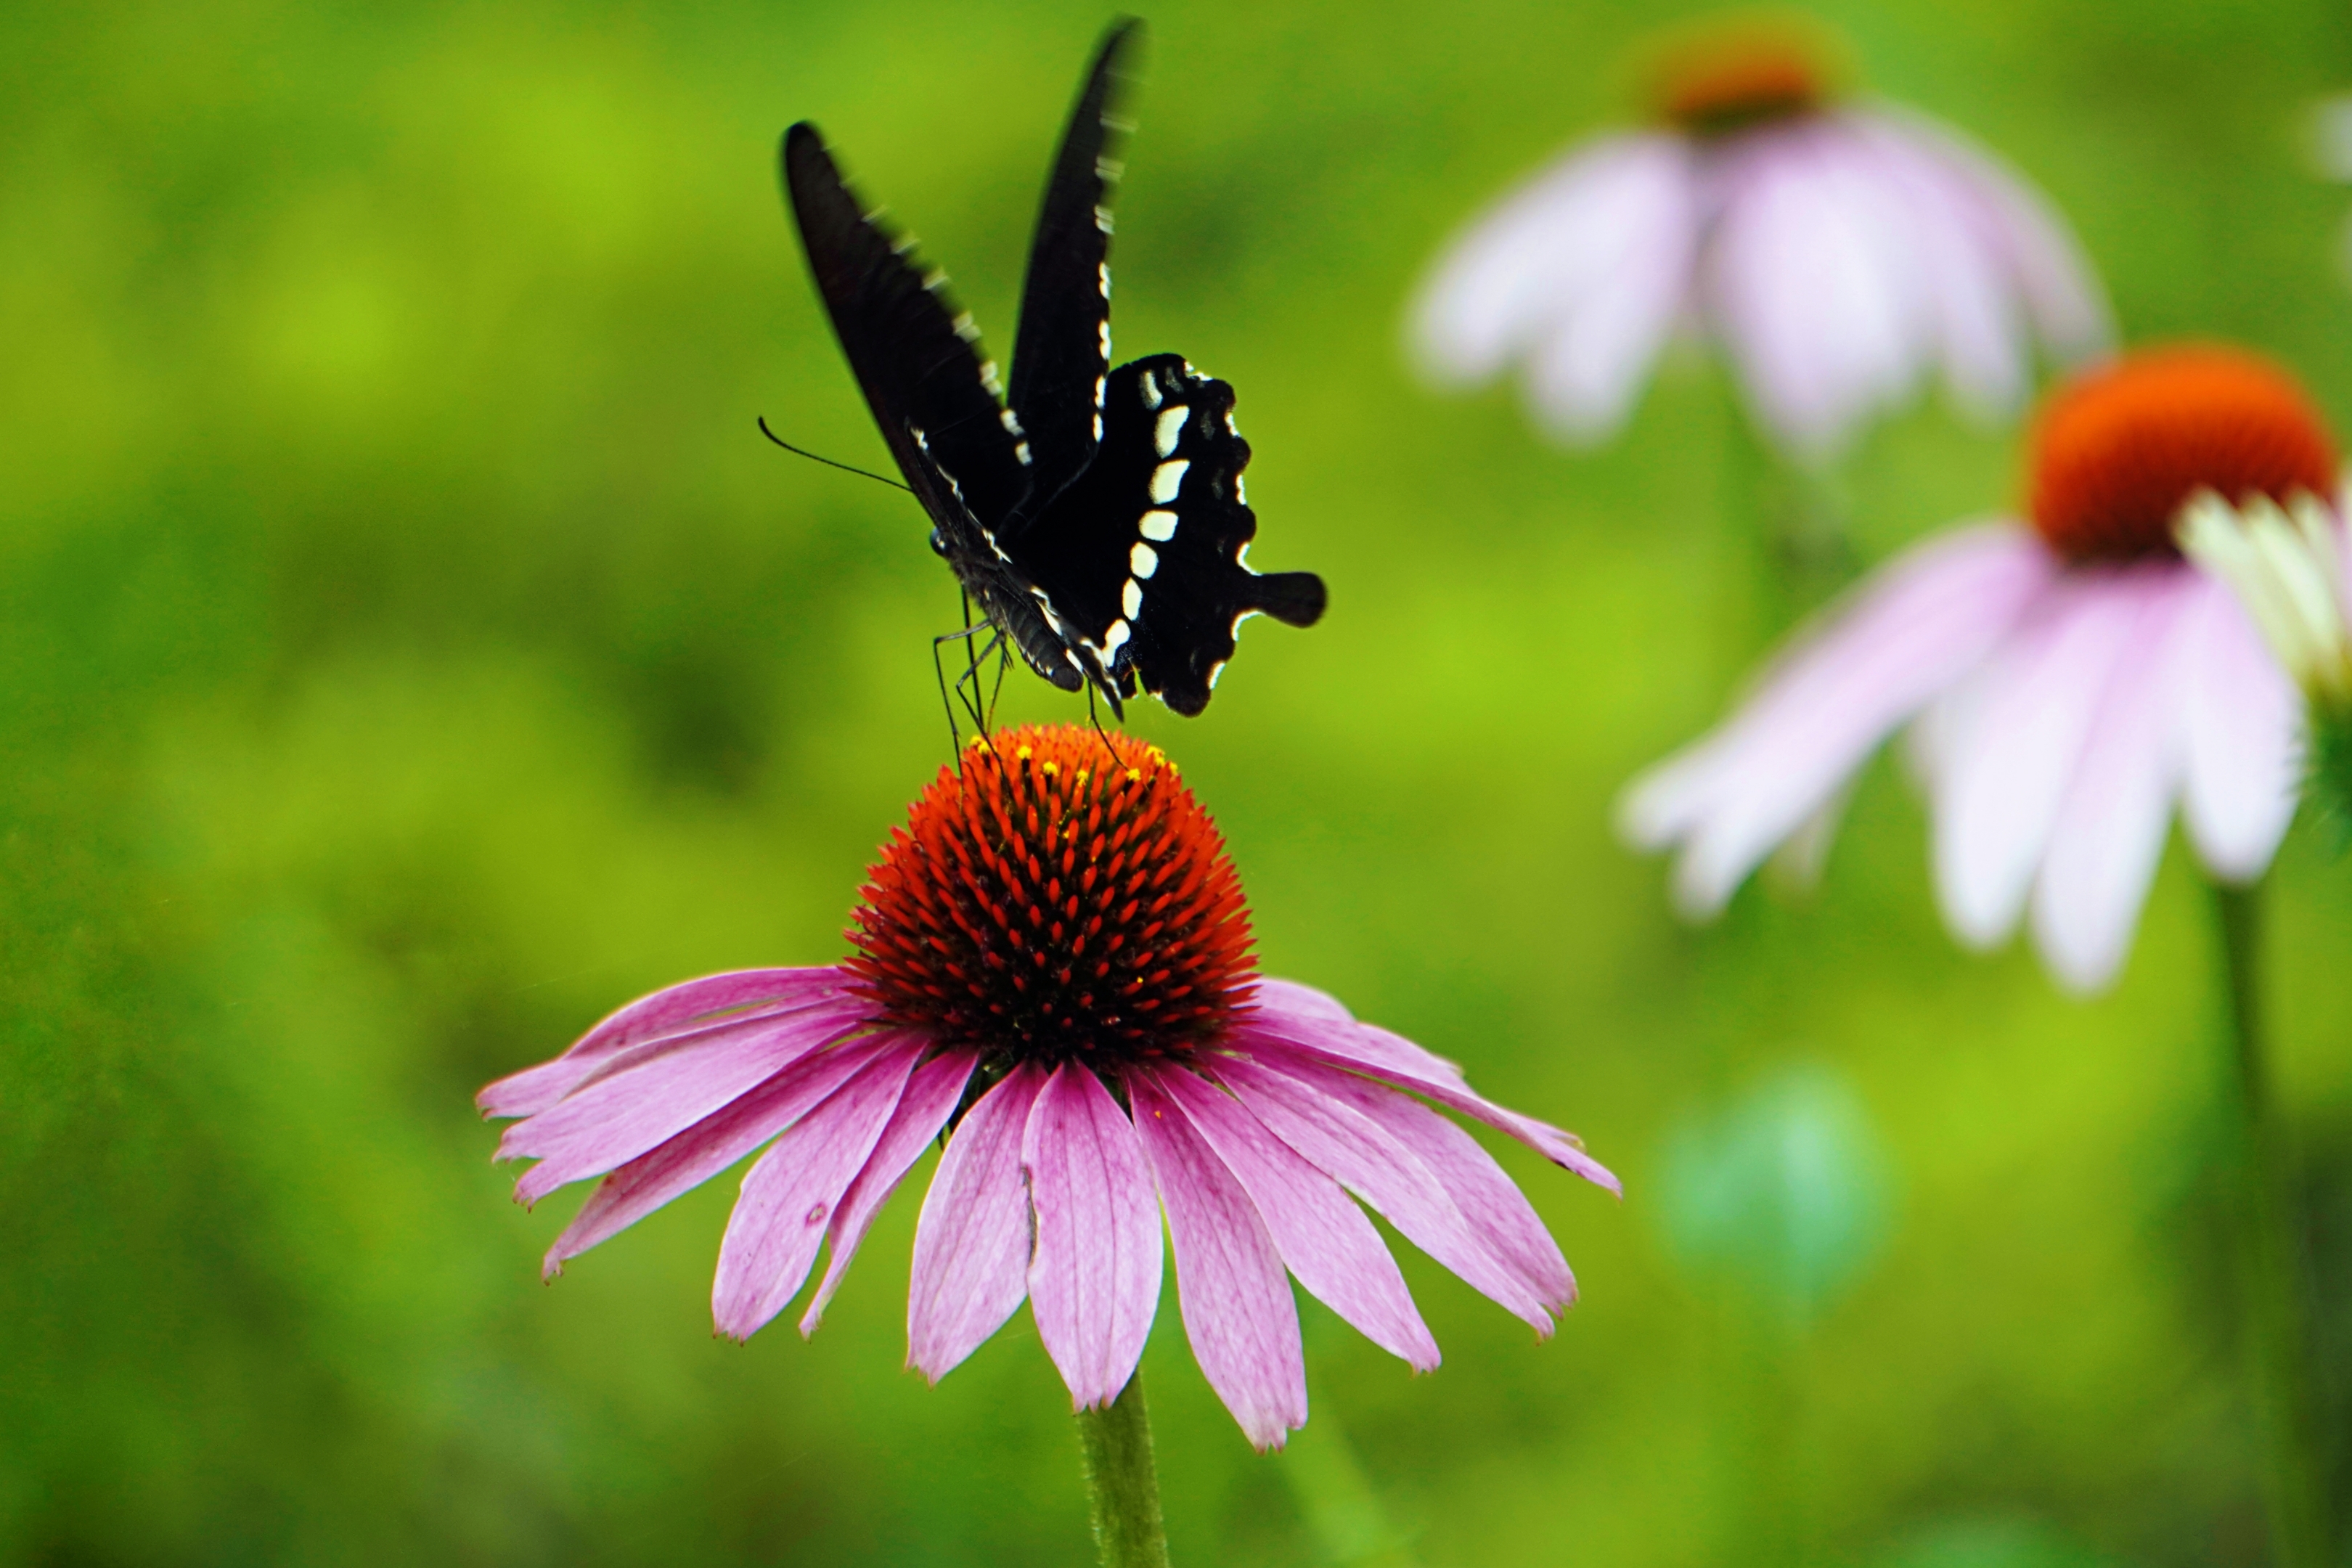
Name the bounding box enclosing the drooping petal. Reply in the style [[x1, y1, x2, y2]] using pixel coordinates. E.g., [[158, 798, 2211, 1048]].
[[1622, 524, 2055, 918], [2030, 572, 2198, 992], [1216, 1054, 1556, 1332], [478, 968, 857, 1119], [1704, 118, 1924, 457], [1929, 567, 2157, 948], [1023, 1064, 1163, 1410], [1414, 132, 1699, 442], [1845, 114, 2029, 420], [1855, 107, 2110, 364], [711, 1040, 928, 1339], [801, 1048, 979, 1336], [1128, 1070, 1307, 1451], [906, 1063, 1047, 1384], [499, 1003, 870, 1205], [1154, 1066, 1438, 1371], [2179, 571, 2302, 882], [545, 1029, 907, 1275], [1235, 998, 1620, 1196], [1278, 1058, 1578, 1318]]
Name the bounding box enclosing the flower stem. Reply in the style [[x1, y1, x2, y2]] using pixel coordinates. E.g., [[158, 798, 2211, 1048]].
[[2210, 879, 2335, 1567], [1075, 1373, 1172, 1568]]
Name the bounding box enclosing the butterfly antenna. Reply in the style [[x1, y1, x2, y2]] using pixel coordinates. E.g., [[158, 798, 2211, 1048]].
[[757, 417, 913, 493], [1084, 683, 1124, 767]]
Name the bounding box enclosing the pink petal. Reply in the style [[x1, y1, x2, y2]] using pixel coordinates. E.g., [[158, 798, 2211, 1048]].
[[478, 968, 857, 1119], [1414, 131, 1697, 440], [906, 1063, 1047, 1384], [1128, 1070, 1307, 1451], [544, 1029, 910, 1275], [1623, 524, 2054, 918], [1843, 115, 2028, 419], [800, 1048, 979, 1336], [1275, 1057, 1577, 1317], [2030, 573, 2198, 992], [1703, 118, 1925, 457], [1022, 1065, 1164, 1410], [711, 1040, 928, 1339], [1238, 992, 1620, 1196], [2179, 571, 2300, 883], [499, 1003, 869, 1205], [1853, 107, 2110, 364], [1930, 565, 2163, 949], [1216, 1054, 1557, 1332], [1153, 1066, 1438, 1371]]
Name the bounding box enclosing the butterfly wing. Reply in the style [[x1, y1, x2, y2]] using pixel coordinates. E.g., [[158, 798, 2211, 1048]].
[[783, 123, 1031, 539], [1003, 18, 1143, 515], [1013, 354, 1326, 716]]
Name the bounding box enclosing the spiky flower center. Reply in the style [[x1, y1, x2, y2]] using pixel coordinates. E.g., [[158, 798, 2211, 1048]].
[[2028, 346, 2339, 563], [845, 724, 1256, 1071], [1651, 30, 1832, 134]]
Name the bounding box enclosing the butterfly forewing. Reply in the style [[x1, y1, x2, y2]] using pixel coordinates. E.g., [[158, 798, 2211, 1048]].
[[1004, 18, 1142, 514], [1014, 354, 1326, 716], [783, 124, 1031, 536]]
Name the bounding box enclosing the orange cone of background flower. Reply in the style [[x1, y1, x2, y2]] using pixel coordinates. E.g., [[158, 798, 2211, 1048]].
[[1623, 345, 2336, 992]]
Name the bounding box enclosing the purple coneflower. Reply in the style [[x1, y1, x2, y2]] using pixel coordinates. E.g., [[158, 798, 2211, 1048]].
[[1411, 17, 2109, 459], [482, 724, 1615, 1463], [1623, 344, 2337, 994]]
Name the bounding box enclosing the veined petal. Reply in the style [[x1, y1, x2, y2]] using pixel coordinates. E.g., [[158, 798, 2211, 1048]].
[[801, 1048, 978, 1336], [906, 1063, 1047, 1383], [1622, 524, 2054, 918], [499, 1004, 869, 1205], [1023, 1064, 1163, 1410], [1930, 566, 2157, 948], [478, 968, 856, 1119], [1290, 1059, 1577, 1316], [1235, 1003, 1620, 1196], [1216, 1055, 1556, 1332], [545, 1029, 908, 1275], [1153, 1066, 1438, 1371], [711, 1040, 928, 1339], [2030, 571, 2198, 992], [2179, 571, 2301, 882], [1128, 1070, 1307, 1451]]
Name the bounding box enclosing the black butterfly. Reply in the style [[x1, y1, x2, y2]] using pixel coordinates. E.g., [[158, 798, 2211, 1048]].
[[781, 17, 1325, 719]]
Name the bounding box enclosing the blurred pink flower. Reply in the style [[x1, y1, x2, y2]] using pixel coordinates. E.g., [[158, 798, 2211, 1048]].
[[1411, 22, 2109, 459], [1623, 346, 2337, 992], [481, 725, 1615, 1450]]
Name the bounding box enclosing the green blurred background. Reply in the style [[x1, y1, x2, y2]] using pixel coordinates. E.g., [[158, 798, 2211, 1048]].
[[9, 0, 2352, 1562]]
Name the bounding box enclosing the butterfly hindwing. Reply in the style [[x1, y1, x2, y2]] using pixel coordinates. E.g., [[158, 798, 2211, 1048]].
[[1005, 19, 1142, 515], [1014, 354, 1326, 716], [783, 123, 1031, 538]]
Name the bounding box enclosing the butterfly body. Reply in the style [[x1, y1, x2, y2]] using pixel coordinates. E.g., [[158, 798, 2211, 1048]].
[[782, 20, 1324, 719]]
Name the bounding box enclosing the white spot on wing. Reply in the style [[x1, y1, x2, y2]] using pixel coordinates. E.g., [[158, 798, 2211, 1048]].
[[1000, 407, 1023, 434], [1122, 579, 1143, 618], [1014, 440, 1032, 465], [1098, 262, 1110, 298], [1139, 510, 1177, 542], [1140, 376, 1162, 412], [1150, 461, 1188, 503], [1153, 407, 1188, 457], [1095, 155, 1124, 182], [1130, 542, 1159, 578], [1103, 619, 1130, 657], [951, 311, 979, 341], [1094, 205, 1113, 234]]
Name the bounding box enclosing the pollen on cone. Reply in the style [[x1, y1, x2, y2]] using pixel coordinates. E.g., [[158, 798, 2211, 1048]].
[[2027, 345, 2339, 562], [844, 724, 1256, 1066]]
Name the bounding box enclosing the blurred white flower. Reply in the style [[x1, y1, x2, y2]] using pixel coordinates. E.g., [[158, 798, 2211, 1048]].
[[2176, 488, 2352, 708], [1411, 20, 2110, 461], [1623, 346, 2332, 993]]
